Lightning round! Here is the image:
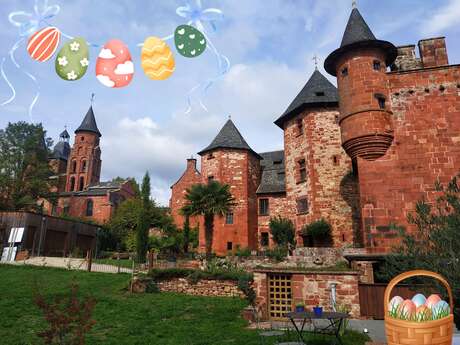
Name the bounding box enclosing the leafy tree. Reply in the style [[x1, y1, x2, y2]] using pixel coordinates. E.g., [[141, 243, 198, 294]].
[[269, 216, 296, 248], [181, 181, 235, 256], [378, 174, 460, 329], [136, 172, 151, 263], [0, 122, 55, 211], [182, 214, 191, 253], [108, 198, 143, 246]]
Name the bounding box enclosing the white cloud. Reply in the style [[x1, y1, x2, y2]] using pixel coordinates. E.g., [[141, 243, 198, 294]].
[[96, 74, 115, 88], [114, 61, 134, 75], [421, 0, 460, 36], [98, 48, 116, 59]]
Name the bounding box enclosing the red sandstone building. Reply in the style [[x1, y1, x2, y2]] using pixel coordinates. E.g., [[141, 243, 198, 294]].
[[44, 106, 136, 224], [170, 6, 460, 256]]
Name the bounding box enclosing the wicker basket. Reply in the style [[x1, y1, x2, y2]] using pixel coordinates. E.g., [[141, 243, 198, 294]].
[[384, 270, 454, 345]]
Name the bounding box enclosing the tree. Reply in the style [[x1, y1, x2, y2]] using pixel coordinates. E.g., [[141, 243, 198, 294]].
[[269, 216, 296, 248], [181, 181, 235, 256], [0, 122, 55, 211], [136, 172, 151, 263], [378, 174, 460, 329]]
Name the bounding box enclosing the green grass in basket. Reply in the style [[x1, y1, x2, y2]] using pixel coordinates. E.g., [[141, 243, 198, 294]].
[[388, 303, 450, 322]]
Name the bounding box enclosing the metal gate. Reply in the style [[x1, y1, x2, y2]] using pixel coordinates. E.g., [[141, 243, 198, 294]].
[[268, 273, 292, 320]]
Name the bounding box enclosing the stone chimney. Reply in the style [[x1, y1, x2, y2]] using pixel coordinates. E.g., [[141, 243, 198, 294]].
[[393, 45, 422, 71], [418, 37, 448, 68], [186, 158, 197, 170]]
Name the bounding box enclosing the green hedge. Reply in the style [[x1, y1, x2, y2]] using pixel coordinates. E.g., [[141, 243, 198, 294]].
[[148, 268, 253, 283]]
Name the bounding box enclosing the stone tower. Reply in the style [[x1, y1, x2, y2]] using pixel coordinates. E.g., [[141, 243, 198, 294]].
[[65, 106, 102, 192], [198, 119, 261, 255], [324, 6, 397, 161], [50, 128, 72, 193]]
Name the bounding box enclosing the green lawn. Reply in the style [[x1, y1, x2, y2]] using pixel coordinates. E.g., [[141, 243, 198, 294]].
[[93, 258, 134, 269], [0, 264, 370, 345]]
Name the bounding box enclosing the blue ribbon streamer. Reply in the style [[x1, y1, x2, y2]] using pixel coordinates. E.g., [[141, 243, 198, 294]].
[[176, 0, 230, 114], [1, 0, 60, 122]]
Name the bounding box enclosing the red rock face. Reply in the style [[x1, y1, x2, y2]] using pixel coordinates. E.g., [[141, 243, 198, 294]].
[[170, 159, 202, 231], [65, 132, 101, 193]]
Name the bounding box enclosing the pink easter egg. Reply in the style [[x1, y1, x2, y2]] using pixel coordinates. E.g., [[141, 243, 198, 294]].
[[27, 27, 61, 62], [425, 294, 442, 309], [95, 39, 134, 88], [400, 299, 416, 317]]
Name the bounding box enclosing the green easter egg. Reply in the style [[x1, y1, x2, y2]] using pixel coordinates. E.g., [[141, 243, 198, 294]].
[[55, 37, 89, 81], [174, 25, 206, 58]]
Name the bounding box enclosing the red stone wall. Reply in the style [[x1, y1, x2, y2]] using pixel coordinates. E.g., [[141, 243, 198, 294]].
[[65, 132, 101, 192], [356, 64, 460, 252], [199, 149, 261, 255], [170, 159, 202, 230], [257, 193, 287, 248], [254, 270, 360, 319], [283, 109, 356, 247]]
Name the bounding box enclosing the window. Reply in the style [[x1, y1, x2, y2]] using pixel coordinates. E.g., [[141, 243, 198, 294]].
[[297, 198, 309, 214], [81, 136, 84, 142], [207, 175, 214, 183], [71, 160, 77, 173], [259, 198, 269, 216], [86, 199, 93, 217], [261, 232, 269, 247], [315, 91, 325, 97], [373, 60, 381, 71], [78, 176, 84, 191], [227, 242, 233, 251], [81, 160, 87, 172], [273, 160, 282, 165], [298, 159, 307, 182], [375, 94, 386, 109], [69, 177, 75, 191], [225, 212, 234, 224], [296, 118, 303, 135], [333, 155, 339, 166], [207, 153, 214, 159], [341, 67, 348, 76]]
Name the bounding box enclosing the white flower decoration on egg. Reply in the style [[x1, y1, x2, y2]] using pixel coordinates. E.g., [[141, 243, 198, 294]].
[[67, 70, 77, 80], [70, 41, 80, 51], [80, 58, 89, 67], [58, 56, 68, 66]]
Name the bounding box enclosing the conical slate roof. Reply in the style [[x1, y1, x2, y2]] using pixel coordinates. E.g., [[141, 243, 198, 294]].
[[340, 8, 376, 47], [198, 119, 261, 159], [75, 106, 101, 137], [52, 141, 71, 160], [60, 129, 70, 140], [324, 7, 397, 76], [275, 69, 338, 128]]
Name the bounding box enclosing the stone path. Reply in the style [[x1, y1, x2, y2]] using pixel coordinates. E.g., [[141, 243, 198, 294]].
[[8, 256, 132, 274]]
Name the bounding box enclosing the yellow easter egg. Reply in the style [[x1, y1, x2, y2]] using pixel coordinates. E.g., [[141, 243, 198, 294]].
[[141, 36, 175, 80]]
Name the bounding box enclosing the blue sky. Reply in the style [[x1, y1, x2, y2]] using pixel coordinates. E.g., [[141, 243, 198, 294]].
[[1, 0, 460, 205]]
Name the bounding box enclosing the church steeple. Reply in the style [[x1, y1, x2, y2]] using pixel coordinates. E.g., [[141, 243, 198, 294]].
[[75, 106, 101, 137]]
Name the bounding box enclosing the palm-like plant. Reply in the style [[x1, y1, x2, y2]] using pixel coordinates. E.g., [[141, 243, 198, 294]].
[[181, 181, 235, 256]]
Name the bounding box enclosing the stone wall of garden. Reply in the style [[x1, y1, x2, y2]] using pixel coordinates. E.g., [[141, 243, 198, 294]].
[[156, 278, 245, 298], [253, 269, 361, 319]]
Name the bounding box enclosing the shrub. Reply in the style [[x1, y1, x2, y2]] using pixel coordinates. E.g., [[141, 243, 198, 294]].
[[265, 247, 288, 262], [238, 276, 256, 306], [302, 219, 331, 238], [235, 246, 252, 257], [34, 282, 97, 345], [269, 216, 295, 247]]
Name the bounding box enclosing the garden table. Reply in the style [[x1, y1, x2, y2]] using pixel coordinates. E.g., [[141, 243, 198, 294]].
[[286, 311, 349, 345]]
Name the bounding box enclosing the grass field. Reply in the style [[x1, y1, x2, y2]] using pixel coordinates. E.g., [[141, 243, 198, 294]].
[[93, 258, 134, 269], [0, 264, 370, 345]]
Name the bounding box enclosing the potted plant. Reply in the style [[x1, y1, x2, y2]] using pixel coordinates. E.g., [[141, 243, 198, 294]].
[[313, 305, 323, 317], [295, 301, 305, 313]]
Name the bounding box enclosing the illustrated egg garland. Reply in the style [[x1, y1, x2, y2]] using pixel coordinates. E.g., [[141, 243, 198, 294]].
[[27, 27, 61, 62], [174, 25, 206, 58], [141, 36, 175, 80], [95, 39, 134, 88], [55, 37, 89, 81]]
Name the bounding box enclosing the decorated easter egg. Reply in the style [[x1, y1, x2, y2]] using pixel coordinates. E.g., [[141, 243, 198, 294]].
[[400, 299, 416, 318], [415, 305, 432, 321], [27, 27, 61, 62], [388, 296, 404, 312], [174, 25, 206, 58], [425, 294, 442, 309], [55, 37, 89, 81], [431, 300, 449, 317], [95, 39, 133, 88], [411, 293, 426, 308], [141, 36, 175, 80]]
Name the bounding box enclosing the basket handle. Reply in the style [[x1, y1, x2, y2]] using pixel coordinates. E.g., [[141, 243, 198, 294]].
[[383, 270, 454, 315]]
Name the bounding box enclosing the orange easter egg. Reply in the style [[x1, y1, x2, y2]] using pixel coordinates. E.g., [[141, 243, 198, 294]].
[[416, 305, 432, 321], [425, 294, 442, 308], [96, 39, 134, 88], [400, 299, 416, 317], [27, 27, 61, 62]]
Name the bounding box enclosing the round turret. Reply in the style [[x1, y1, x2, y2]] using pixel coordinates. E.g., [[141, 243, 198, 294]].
[[324, 7, 397, 161]]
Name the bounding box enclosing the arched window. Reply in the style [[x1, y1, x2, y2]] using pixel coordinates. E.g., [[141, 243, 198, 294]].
[[78, 176, 84, 191], [81, 160, 87, 172], [69, 177, 75, 191], [71, 160, 77, 173], [86, 199, 93, 216]]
